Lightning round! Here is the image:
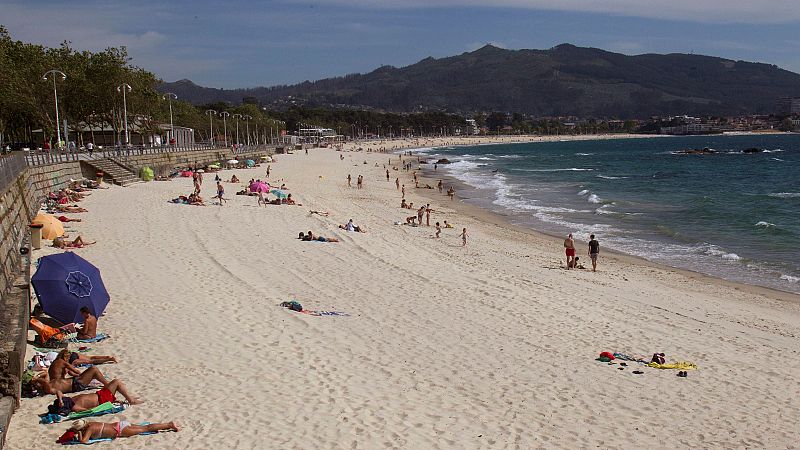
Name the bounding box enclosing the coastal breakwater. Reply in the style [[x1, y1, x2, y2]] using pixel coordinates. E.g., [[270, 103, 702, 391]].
[[0, 146, 268, 447]]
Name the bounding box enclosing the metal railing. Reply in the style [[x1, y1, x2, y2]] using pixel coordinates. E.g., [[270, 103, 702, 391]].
[[0, 152, 26, 194], [24, 142, 223, 166]]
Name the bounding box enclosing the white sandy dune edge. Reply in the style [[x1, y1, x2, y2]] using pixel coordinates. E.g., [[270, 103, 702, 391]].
[[7, 148, 800, 449]]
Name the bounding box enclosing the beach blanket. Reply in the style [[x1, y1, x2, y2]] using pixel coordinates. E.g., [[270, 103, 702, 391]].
[[301, 310, 351, 317], [646, 361, 698, 370], [34, 347, 92, 353], [69, 333, 109, 344], [41, 402, 125, 424]]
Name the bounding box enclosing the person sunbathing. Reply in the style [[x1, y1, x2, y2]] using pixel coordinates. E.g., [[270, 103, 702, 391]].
[[51, 379, 143, 414], [339, 219, 365, 232], [57, 205, 88, 213], [32, 365, 110, 395], [299, 231, 339, 242], [75, 307, 98, 340], [187, 193, 205, 206], [229, 175, 240, 183], [284, 194, 301, 205], [53, 236, 95, 249], [48, 349, 116, 379], [57, 216, 82, 222], [309, 210, 330, 216], [69, 418, 179, 443], [36, 349, 116, 371]]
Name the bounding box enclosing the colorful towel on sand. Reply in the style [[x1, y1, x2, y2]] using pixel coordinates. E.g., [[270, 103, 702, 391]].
[[646, 361, 698, 370], [41, 402, 125, 424], [69, 333, 109, 344], [34, 347, 92, 353], [301, 310, 351, 317]]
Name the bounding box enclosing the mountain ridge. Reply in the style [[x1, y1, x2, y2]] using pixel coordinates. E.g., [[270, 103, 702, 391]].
[[158, 43, 800, 117]]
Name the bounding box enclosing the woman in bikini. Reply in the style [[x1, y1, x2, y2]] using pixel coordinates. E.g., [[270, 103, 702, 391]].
[[53, 236, 96, 249], [70, 419, 180, 443]]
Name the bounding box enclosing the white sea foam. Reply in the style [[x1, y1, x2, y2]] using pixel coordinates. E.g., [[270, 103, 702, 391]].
[[575, 153, 594, 156], [587, 194, 602, 204], [704, 245, 741, 261], [578, 189, 590, 196], [780, 274, 800, 283], [518, 168, 595, 172], [769, 192, 800, 198], [771, 157, 784, 161], [596, 175, 627, 180], [755, 221, 775, 228]]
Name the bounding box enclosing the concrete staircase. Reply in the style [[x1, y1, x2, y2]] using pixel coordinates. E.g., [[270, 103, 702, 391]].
[[83, 158, 140, 186]]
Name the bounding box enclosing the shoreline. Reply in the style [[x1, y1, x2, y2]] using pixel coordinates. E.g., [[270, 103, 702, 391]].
[[8, 145, 800, 448], [344, 135, 800, 302]]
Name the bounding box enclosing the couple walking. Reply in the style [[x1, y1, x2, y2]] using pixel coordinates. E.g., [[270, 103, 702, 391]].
[[564, 233, 599, 271]]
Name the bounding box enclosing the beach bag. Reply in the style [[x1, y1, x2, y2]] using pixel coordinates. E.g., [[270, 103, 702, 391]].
[[280, 301, 303, 312]]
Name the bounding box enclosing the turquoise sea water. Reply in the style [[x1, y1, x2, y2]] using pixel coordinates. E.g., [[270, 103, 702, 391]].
[[418, 134, 800, 293]]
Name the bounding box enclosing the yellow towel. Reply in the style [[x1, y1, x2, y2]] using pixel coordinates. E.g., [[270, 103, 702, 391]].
[[646, 361, 698, 370]]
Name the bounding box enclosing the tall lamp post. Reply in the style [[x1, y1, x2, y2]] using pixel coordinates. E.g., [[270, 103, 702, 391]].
[[163, 92, 177, 145], [43, 70, 67, 147], [243, 115, 252, 145], [116, 83, 132, 145], [232, 113, 242, 146], [220, 111, 230, 147], [205, 109, 217, 145]]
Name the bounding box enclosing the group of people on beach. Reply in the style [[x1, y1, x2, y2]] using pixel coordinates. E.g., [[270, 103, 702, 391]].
[[27, 306, 180, 443], [45, 180, 101, 249], [564, 233, 600, 271]]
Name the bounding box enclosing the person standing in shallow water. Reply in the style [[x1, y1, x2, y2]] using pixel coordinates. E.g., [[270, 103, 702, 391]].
[[564, 233, 576, 269], [588, 234, 600, 272]]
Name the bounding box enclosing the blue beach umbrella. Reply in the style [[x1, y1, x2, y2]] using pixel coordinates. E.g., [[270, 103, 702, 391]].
[[31, 253, 110, 325], [245, 159, 255, 167], [270, 189, 287, 199]]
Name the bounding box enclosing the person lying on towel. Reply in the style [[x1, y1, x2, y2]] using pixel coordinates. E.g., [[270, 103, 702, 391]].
[[64, 418, 179, 444], [49, 379, 143, 416]]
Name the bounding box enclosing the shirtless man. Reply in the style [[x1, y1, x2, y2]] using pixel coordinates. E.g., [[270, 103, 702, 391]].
[[53, 379, 143, 413], [347, 174, 352, 187], [76, 307, 97, 340], [447, 187, 455, 200], [437, 180, 443, 193], [33, 364, 110, 395], [395, 178, 400, 190], [70, 419, 179, 443], [564, 233, 576, 269], [417, 206, 425, 224]]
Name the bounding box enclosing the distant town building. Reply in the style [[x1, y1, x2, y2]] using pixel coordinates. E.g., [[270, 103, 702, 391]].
[[465, 119, 479, 135], [776, 97, 800, 115]]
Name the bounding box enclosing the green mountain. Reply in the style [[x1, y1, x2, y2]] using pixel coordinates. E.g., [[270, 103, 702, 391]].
[[159, 44, 800, 117]]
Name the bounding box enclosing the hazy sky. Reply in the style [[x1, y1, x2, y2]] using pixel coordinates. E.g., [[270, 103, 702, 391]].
[[3, 0, 800, 88]]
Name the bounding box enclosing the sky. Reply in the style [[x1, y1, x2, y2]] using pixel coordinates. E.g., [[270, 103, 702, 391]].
[[3, 0, 800, 89]]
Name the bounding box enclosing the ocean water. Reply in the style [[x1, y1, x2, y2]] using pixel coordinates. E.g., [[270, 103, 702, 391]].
[[417, 134, 800, 293]]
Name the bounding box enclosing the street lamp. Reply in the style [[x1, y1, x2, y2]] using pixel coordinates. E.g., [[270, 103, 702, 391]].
[[162, 92, 177, 145], [43, 70, 67, 147], [205, 109, 217, 145], [232, 113, 242, 146], [116, 83, 132, 145], [220, 112, 230, 147], [243, 115, 252, 146]]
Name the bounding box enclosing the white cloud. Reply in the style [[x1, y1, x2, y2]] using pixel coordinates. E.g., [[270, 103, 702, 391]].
[[290, 0, 800, 24]]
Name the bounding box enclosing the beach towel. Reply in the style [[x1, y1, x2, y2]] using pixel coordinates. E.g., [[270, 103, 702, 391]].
[[41, 402, 125, 424], [69, 333, 109, 344], [646, 361, 698, 370], [30, 318, 67, 344], [301, 310, 351, 317]]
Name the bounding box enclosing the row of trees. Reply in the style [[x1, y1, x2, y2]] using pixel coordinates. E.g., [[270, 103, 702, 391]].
[[0, 27, 285, 147]]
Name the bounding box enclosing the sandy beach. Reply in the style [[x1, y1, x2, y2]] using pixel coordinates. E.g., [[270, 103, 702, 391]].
[[7, 139, 800, 449]]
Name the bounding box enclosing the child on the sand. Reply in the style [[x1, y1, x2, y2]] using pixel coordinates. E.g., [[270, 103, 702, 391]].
[[460, 228, 467, 246]]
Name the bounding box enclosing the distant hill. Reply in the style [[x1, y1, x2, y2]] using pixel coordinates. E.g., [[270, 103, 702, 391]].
[[158, 44, 800, 117]]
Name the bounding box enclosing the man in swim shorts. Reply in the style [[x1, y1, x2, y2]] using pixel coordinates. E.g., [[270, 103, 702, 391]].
[[564, 233, 576, 269], [53, 379, 143, 413], [588, 234, 600, 272]]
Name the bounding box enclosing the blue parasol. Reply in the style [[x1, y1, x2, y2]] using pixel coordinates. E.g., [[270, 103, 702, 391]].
[[31, 253, 110, 324], [270, 189, 287, 199]]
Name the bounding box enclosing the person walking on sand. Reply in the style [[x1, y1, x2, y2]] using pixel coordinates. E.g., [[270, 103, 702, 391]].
[[401, 184, 405, 197], [564, 233, 576, 269], [357, 175, 363, 189], [588, 234, 600, 272], [396, 178, 400, 190], [266, 165, 271, 178], [447, 187, 455, 200], [425, 203, 433, 226], [215, 181, 227, 205], [437, 180, 443, 193], [386, 169, 390, 181], [347, 174, 352, 187], [460, 228, 468, 246]]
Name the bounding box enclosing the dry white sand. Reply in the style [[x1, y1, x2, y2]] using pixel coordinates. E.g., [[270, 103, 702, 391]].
[[7, 143, 800, 449]]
